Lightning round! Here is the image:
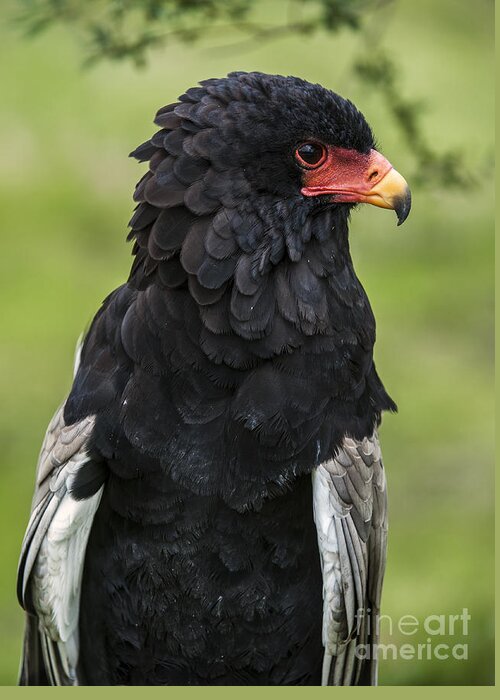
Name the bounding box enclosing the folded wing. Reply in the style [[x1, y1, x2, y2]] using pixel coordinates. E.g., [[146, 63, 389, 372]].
[[17, 404, 104, 685], [312, 433, 388, 686]]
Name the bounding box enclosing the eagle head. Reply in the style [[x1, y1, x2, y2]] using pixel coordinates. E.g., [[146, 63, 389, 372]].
[[128, 71, 410, 349]]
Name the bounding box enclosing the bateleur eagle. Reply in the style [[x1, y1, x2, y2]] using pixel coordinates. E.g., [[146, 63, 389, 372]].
[[17, 71, 411, 686]]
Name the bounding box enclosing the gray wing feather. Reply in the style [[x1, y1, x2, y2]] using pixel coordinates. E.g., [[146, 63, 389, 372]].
[[312, 433, 388, 686], [18, 406, 95, 606], [17, 402, 101, 686]]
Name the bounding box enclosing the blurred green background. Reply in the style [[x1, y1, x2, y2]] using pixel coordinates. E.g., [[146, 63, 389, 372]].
[[0, 0, 494, 686]]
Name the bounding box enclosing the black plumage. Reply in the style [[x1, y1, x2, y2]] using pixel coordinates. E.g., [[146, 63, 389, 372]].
[[18, 71, 411, 686]]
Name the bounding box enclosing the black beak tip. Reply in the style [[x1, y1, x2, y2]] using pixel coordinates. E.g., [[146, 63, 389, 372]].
[[395, 188, 412, 226]]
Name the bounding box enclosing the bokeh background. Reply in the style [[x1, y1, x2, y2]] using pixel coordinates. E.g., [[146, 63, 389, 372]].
[[0, 0, 494, 686]]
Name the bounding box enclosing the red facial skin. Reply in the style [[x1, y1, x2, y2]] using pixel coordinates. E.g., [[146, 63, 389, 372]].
[[300, 147, 393, 203]]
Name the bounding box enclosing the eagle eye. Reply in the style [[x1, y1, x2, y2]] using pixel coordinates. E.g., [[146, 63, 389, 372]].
[[295, 142, 327, 169]]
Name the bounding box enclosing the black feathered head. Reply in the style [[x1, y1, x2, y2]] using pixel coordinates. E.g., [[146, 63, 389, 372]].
[[128, 71, 410, 347]]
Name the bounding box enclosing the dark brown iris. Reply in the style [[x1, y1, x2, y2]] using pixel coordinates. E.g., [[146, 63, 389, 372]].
[[295, 142, 327, 168]]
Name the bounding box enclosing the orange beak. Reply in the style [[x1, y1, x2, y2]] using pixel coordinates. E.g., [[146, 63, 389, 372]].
[[301, 148, 411, 225]]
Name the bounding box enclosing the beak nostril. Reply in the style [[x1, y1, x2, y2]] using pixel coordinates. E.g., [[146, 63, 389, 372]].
[[369, 170, 379, 181]]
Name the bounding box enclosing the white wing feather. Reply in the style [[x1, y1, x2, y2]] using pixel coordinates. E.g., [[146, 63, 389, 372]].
[[312, 433, 388, 686], [18, 342, 104, 685]]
